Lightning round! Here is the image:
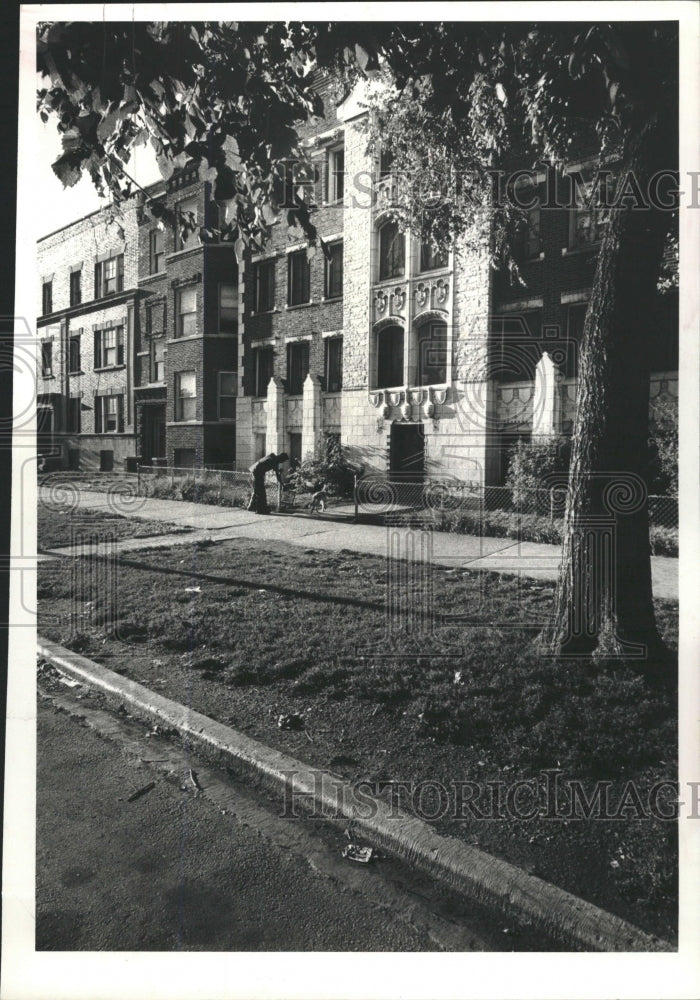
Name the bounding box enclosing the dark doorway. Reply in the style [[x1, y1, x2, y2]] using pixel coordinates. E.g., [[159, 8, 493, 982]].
[[99, 450, 114, 472], [141, 404, 166, 464], [390, 423, 425, 481]]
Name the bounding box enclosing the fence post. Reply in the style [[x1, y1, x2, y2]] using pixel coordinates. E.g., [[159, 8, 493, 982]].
[[218, 470, 223, 502], [170, 467, 174, 490], [136, 464, 140, 496], [354, 474, 359, 523], [277, 478, 282, 512], [550, 487, 555, 525]]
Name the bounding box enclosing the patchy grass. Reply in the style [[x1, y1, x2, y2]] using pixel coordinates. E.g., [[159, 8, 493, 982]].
[[428, 508, 678, 558], [38, 506, 191, 550], [37, 537, 678, 942]]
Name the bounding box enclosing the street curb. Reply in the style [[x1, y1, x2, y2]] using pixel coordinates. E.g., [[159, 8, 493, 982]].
[[38, 637, 674, 953]]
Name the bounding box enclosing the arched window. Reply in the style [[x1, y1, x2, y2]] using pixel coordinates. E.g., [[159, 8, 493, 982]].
[[376, 325, 404, 389], [378, 222, 405, 281], [416, 322, 448, 386]]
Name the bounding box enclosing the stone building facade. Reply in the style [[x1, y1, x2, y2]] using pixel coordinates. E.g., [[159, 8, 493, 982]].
[[37, 76, 677, 484]]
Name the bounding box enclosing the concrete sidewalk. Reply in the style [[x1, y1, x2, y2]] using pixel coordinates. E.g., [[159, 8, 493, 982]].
[[38, 487, 678, 600]]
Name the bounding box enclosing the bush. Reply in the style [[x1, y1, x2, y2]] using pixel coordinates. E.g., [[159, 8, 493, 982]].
[[649, 524, 678, 557], [649, 394, 678, 495], [292, 433, 362, 499], [505, 436, 571, 507]]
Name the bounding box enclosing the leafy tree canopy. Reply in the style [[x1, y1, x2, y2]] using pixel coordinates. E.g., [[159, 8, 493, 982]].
[[37, 20, 677, 262]]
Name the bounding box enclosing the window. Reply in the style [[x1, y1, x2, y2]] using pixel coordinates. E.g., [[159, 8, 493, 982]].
[[174, 448, 196, 469], [42, 281, 53, 315], [254, 259, 275, 313], [175, 286, 197, 338], [41, 341, 52, 377], [289, 432, 302, 469], [376, 326, 404, 389], [570, 175, 612, 248], [146, 300, 165, 338], [325, 241, 343, 299], [288, 250, 310, 306], [417, 322, 448, 386], [218, 372, 237, 420], [324, 337, 343, 393], [328, 146, 345, 202], [567, 303, 588, 342], [149, 229, 165, 274], [287, 341, 309, 395], [94, 327, 124, 369], [511, 207, 542, 261], [379, 148, 394, 179], [379, 222, 405, 280], [68, 335, 81, 373], [67, 397, 81, 433], [254, 347, 274, 397], [151, 337, 165, 383], [69, 270, 82, 307], [175, 196, 199, 251], [175, 371, 196, 421], [95, 395, 124, 434], [419, 241, 449, 272], [95, 254, 124, 298], [490, 313, 542, 382], [218, 283, 238, 334]]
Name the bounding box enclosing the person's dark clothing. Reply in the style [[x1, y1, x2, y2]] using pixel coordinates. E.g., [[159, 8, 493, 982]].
[[247, 453, 285, 514]]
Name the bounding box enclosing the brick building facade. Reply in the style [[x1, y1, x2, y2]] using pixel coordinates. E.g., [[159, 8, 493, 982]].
[[37, 75, 677, 485]]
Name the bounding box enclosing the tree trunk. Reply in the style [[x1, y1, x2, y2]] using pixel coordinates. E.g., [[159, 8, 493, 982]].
[[545, 117, 674, 664]]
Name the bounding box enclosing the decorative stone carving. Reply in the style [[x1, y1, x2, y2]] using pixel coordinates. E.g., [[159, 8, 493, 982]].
[[423, 400, 435, 418], [400, 402, 412, 420], [381, 404, 391, 419]]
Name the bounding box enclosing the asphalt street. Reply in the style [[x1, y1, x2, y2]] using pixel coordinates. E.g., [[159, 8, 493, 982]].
[[36, 692, 503, 952]]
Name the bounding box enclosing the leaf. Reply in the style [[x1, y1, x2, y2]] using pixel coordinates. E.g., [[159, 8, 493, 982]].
[[51, 149, 86, 188]]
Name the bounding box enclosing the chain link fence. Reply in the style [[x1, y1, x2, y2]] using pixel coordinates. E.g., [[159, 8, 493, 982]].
[[136, 465, 278, 510], [353, 474, 678, 529]]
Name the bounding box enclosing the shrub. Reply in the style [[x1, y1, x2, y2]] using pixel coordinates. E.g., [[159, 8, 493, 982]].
[[293, 433, 362, 498], [505, 436, 571, 508], [649, 524, 678, 557], [649, 394, 678, 495]]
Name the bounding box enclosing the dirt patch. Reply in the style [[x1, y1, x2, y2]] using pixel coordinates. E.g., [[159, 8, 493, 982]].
[[37, 536, 678, 943]]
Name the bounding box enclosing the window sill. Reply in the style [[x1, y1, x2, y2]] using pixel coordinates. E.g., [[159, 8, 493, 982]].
[[285, 301, 314, 311], [321, 295, 343, 303], [251, 308, 279, 317], [41, 374, 55, 380], [68, 370, 84, 376], [93, 365, 126, 373], [375, 276, 406, 287], [140, 271, 168, 284], [166, 246, 201, 262], [562, 243, 600, 257], [167, 335, 201, 344]]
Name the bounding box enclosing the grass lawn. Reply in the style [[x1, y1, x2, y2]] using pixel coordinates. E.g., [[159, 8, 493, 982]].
[[37, 536, 678, 944], [38, 506, 192, 550]]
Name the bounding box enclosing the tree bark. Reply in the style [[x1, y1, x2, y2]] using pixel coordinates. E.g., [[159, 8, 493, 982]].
[[545, 116, 674, 664]]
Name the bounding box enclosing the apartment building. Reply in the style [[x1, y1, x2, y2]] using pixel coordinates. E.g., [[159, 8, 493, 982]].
[[37, 203, 141, 471], [37, 75, 677, 483], [236, 79, 678, 486], [133, 164, 240, 469], [37, 168, 240, 471]]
